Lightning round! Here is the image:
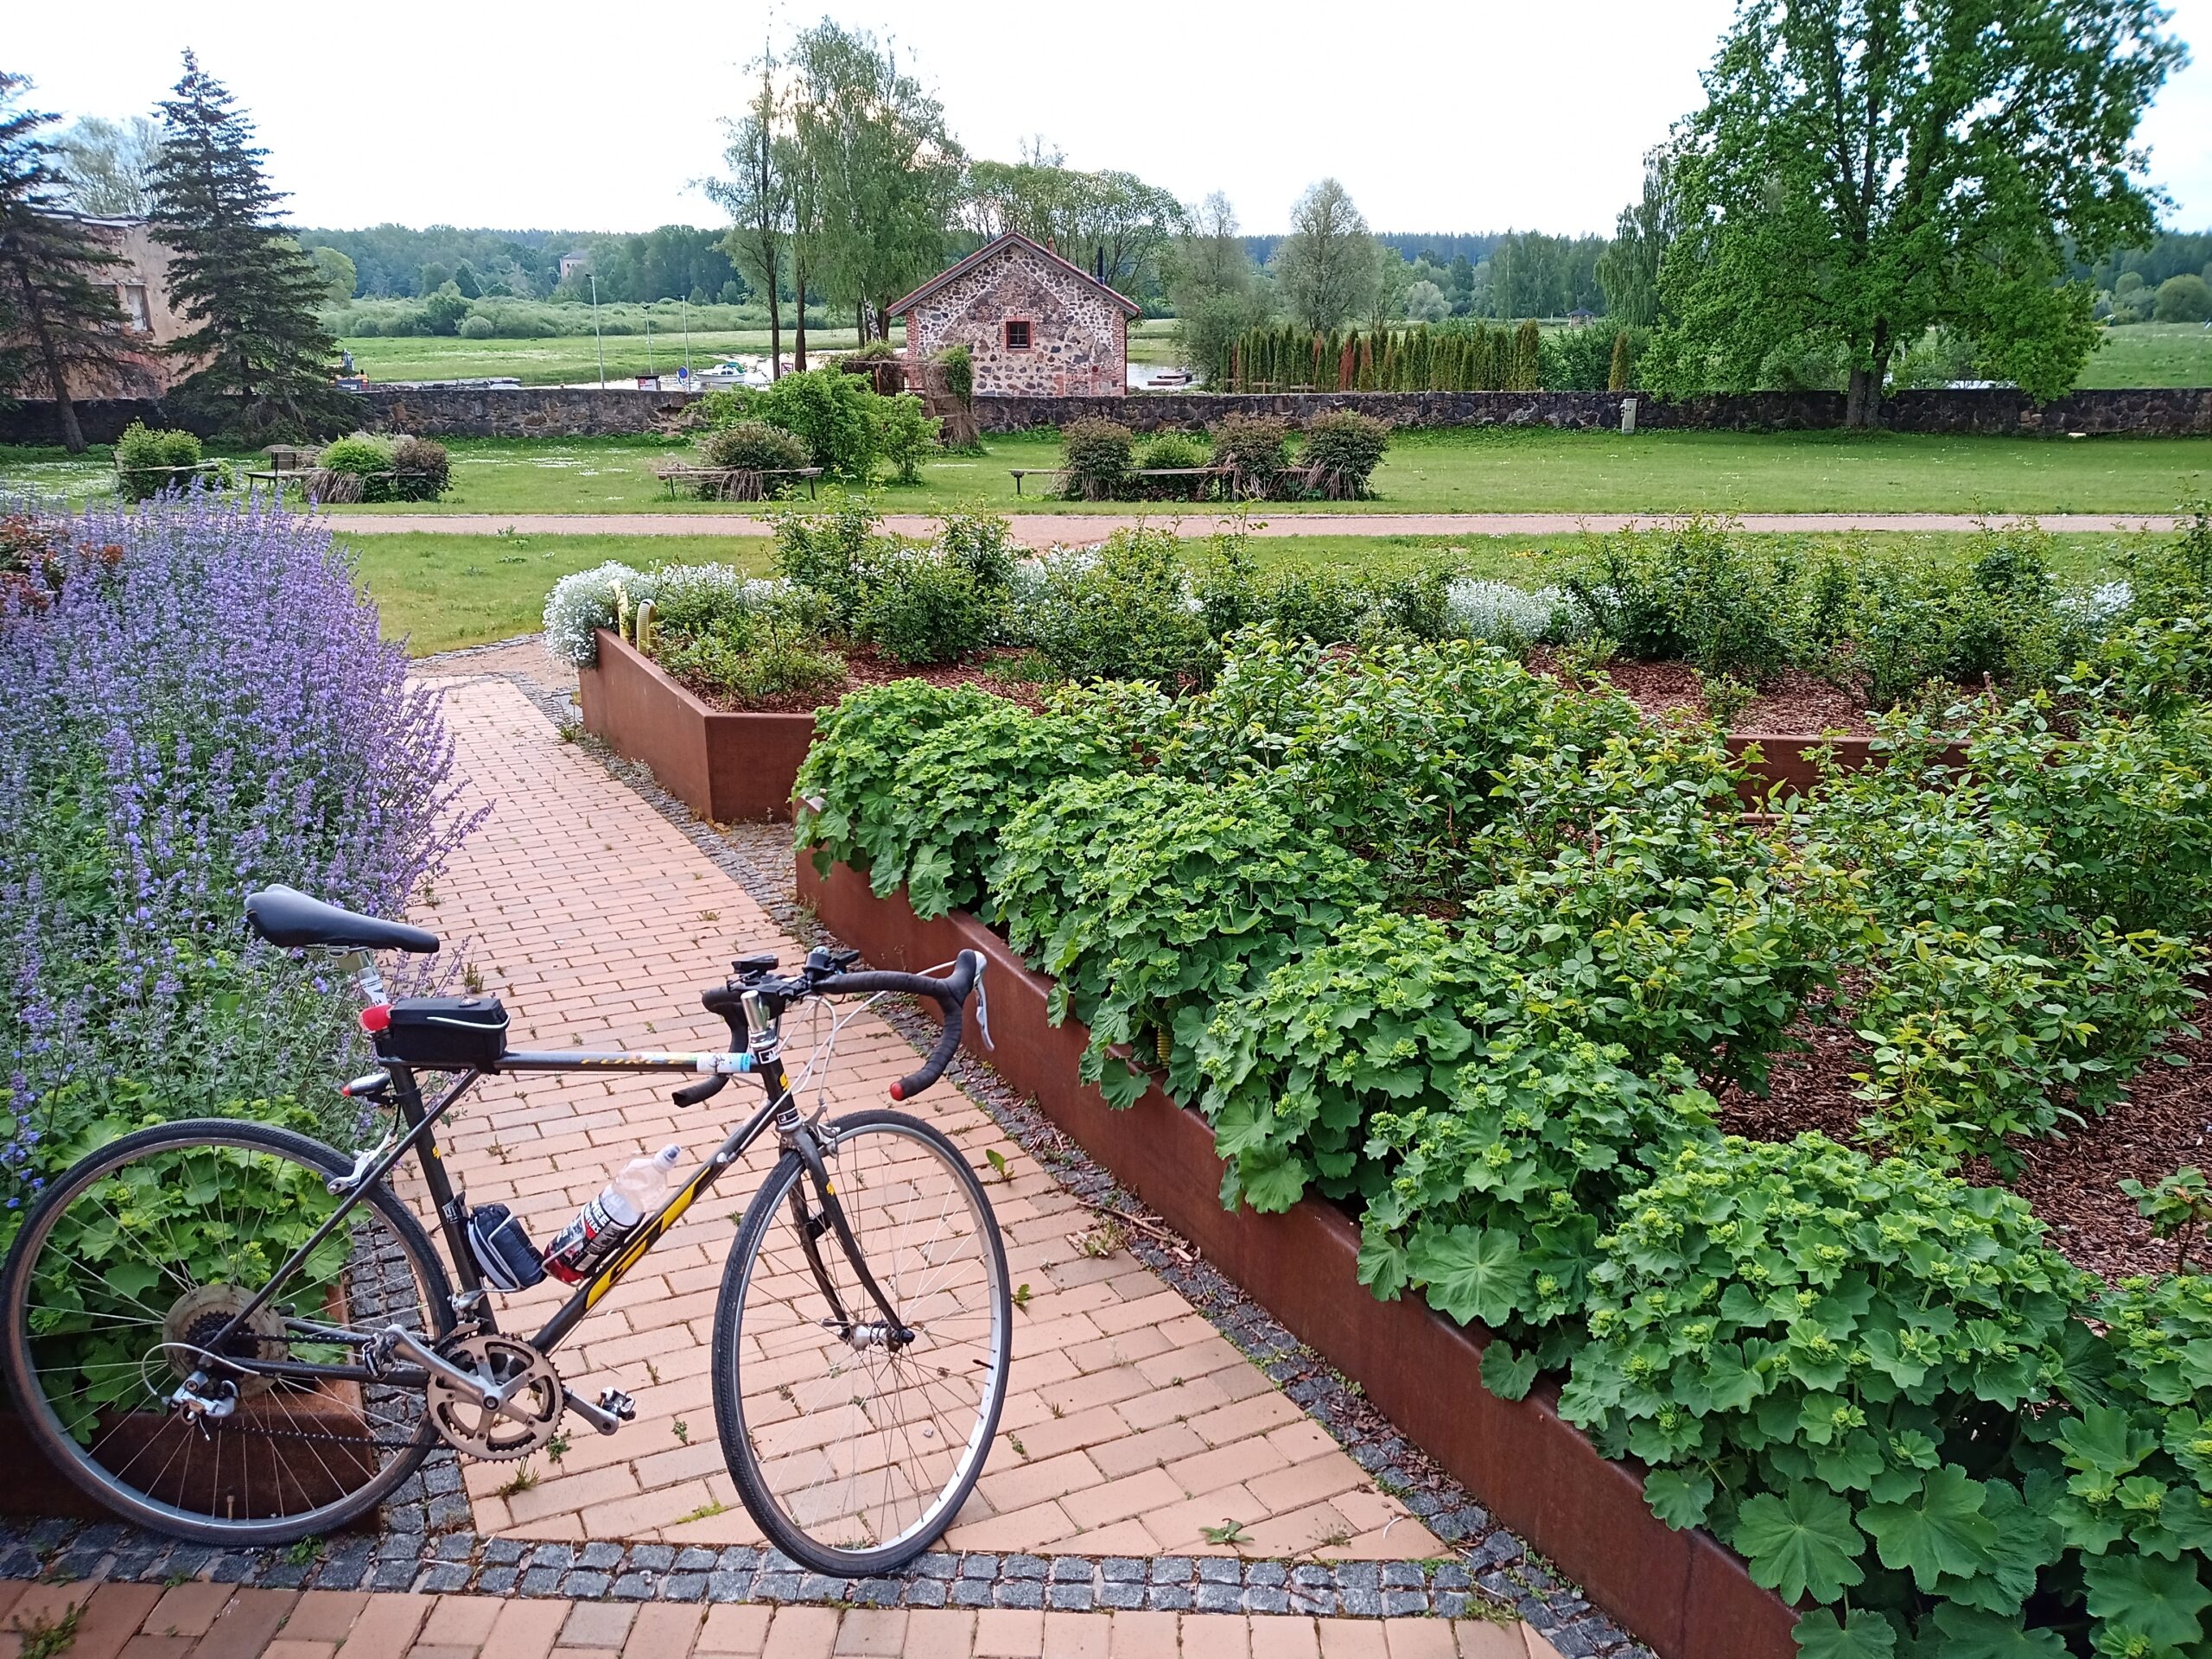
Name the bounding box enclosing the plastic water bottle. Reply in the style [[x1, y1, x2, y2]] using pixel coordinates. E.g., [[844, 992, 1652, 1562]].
[[543, 1145, 682, 1284]]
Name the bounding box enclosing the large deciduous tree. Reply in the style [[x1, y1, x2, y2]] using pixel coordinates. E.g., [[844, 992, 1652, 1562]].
[[1653, 0, 2183, 424], [1164, 190, 1260, 385], [1596, 144, 1681, 327], [0, 72, 128, 454], [1274, 178, 1375, 334], [55, 114, 161, 218], [149, 51, 344, 440], [787, 22, 961, 343], [963, 149, 1186, 293], [704, 53, 791, 376]]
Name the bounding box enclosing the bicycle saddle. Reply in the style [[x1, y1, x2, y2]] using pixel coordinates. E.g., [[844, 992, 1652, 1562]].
[[246, 885, 441, 954]]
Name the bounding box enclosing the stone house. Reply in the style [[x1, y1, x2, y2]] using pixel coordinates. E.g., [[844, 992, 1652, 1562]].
[[891, 231, 1137, 397], [1, 216, 185, 399]]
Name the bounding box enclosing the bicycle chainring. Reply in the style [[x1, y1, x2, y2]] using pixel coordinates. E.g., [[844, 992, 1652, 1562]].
[[425, 1333, 563, 1461]]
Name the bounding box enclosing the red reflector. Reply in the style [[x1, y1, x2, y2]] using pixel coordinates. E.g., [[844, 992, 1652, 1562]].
[[887, 1081, 906, 1101], [360, 1004, 391, 1033]]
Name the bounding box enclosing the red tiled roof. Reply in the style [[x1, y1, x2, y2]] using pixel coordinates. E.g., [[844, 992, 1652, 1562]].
[[888, 230, 1142, 318]]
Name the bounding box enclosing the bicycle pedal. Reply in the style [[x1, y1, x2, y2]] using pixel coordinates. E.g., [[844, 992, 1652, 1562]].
[[597, 1388, 637, 1422]]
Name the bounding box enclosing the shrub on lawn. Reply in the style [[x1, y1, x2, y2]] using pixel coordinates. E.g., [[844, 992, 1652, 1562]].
[[875, 392, 940, 485], [309, 433, 397, 505], [0, 495, 474, 1224], [389, 435, 450, 502], [1209, 414, 1293, 500], [1059, 418, 1135, 501], [748, 366, 882, 482], [699, 421, 812, 497], [1297, 410, 1390, 500], [112, 422, 229, 501]]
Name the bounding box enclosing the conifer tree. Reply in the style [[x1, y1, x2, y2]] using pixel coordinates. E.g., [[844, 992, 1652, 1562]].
[[1608, 327, 1632, 392], [0, 72, 127, 453], [1511, 319, 1541, 391], [149, 52, 345, 440], [1357, 332, 1374, 391]]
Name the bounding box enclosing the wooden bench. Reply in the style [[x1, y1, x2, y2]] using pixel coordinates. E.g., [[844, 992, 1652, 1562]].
[[655, 465, 823, 502], [1013, 465, 1230, 500], [114, 461, 228, 493]]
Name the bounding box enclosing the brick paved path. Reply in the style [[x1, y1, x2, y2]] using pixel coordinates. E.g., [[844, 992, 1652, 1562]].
[[420, 676, 1440, 1562], [331, 510, 2185, 545], [0, 1578, 1570, 1658]]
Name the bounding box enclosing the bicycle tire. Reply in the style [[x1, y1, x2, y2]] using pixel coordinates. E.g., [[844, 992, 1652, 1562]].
[[0, 1117, 454, 1544], [713, 1109, 1012, 1575]]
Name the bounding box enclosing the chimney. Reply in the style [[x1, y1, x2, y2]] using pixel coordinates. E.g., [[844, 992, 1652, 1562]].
[[1095, 246, 1106, 284]]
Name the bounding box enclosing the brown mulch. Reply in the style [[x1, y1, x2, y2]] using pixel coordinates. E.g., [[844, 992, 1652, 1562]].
[[1713, 990, 2210, 1283], [1544, 658, 1886, 736]]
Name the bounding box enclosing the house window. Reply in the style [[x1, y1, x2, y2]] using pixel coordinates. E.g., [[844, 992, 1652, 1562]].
[[116, 284, 151, 332], [1003, 319, 1032, 351]]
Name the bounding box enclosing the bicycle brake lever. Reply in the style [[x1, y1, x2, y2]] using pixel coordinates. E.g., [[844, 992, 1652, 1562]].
[[327, 1131, 395, 1196]]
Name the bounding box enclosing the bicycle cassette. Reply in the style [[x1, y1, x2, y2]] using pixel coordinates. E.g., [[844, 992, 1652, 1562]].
[[426, 1333, 563, 1461]]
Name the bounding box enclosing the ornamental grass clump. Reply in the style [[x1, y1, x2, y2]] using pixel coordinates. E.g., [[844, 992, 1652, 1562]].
[[0, 495, 475, 1225]]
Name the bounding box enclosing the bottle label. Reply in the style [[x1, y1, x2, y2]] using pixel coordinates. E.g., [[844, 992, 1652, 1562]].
[[542, 1197, 631, 1285]]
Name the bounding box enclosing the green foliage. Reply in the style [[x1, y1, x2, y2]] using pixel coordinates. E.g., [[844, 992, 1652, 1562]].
[[1059, 417, 1135, 501], [652, 625, 844, 709], [875, 392, 939, 485], [1563, 518, 1796, 682], [112, 422, 220, 500], [991, 771, 1377, 1109], [1299, 410, 1390, 500], [934, 341, 973, 406], [700, 420, 811, 485], [2153, 273, 2212, 324], [1019, 527, 1217, 687], [1135, 429, 1209, 475], [1209, 413, 1292, 499], [388, 435, 449, 502], [2118, 1167, 2212, 1274], [851, 548, 993, 664], [1562, 1135, 2086, 1632], [748, 365, 881, 480]]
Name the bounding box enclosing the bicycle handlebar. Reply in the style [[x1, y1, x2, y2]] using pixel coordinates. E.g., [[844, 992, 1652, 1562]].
[[817, 950, 983, 1102]]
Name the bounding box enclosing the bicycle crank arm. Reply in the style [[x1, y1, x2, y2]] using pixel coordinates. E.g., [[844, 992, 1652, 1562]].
[[387, 1327, 510, 1412], [564, 1387, 636, 1436]]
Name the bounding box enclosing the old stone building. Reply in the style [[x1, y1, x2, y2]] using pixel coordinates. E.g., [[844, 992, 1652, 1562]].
[[892, 230, 1136, 397], [0, 216, 185, 400]]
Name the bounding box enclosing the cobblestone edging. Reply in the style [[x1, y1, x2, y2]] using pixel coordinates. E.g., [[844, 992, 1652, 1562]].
[[0, 654, 1638, 1659]]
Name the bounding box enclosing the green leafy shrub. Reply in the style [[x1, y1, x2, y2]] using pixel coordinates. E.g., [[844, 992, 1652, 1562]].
[[750, 366, 882, 481], [1018, 528, 1217, 687], [934, 342, 973, 407], [876, 393, 939, 485], [1136, 430, 1208, 472], [458, 315, 495, 339], [991, 771, 1380, 1107], [852, 550, 993, 665], [652, 624, 845, 709], [388, 435, 449, 502], [308, 433, 397, 505], [1563, 518, 1796, 683], [1298, 410, 1391, 500], [113, 423, 225, 500], [700, 420, 811, 497], [772, 497, 899, 629], [1209, 414, 1292, 499], [1563, 1134, 2088, 1641], [1059, 417, 1135, 500]]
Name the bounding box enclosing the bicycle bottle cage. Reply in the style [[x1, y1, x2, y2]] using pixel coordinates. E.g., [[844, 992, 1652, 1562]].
[[374, 996, 510, 1070]]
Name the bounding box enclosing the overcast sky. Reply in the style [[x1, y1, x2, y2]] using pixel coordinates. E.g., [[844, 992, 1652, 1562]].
[[11, 0, 2211, 237]]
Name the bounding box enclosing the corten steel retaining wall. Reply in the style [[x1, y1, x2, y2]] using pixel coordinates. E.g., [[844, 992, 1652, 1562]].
[[576, 631, 816, 823], [797, 856, 1801, 1659]]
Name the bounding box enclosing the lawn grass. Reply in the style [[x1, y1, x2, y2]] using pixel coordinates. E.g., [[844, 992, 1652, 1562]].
[[2076, 322, 2212, 389], [344, 531, 772, 654], [357, 526, 2154, 657], [10, 425, 2206, 529], [340, 327, 884, 386], [308, 427, 2212, 518]]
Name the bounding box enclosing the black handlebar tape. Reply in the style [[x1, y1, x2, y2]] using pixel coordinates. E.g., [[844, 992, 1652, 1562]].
[[817, 951, 982, 1101], [672, 1073, 728, 1108]]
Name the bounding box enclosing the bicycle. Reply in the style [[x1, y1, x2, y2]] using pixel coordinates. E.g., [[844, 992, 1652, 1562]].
[[0, 886, 1011, 1577]]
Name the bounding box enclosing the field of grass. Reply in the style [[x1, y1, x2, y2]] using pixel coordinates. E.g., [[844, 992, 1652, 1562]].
[[2078, 322, 2212, 389], [312, 427, 2211, 517], [341, 327, 887, 386], [9, 426, 2205, 531], [355, 524, 2155, 657]]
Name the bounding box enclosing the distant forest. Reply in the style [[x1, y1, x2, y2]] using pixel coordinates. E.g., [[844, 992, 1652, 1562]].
[[296, 220, 2212, 321]]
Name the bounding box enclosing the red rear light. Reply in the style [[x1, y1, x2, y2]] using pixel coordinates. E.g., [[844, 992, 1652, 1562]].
[[360, 1004, 391, 1033]]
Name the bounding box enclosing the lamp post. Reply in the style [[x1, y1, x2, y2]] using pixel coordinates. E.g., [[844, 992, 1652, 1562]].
[[590, 272, 606, 388]]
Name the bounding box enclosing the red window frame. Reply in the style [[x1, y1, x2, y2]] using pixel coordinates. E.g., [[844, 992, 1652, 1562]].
[[1003, 318, 1033, 351]]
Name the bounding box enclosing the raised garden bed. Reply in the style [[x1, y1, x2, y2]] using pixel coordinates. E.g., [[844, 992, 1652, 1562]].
[[578, 630, 819, 823], [797, 854, 1800, 1659]]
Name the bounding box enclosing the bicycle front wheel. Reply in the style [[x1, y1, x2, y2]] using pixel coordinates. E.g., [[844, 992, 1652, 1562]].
[[714, 1109, 1012, 1575], [0, 1118, 453, 1543]]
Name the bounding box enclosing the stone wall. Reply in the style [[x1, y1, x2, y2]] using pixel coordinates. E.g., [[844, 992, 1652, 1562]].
[[358, 385, 699, 438], [7, 384, 2209, 447], [966, 385, 2212, 435], [900, 242, 1127, 397]]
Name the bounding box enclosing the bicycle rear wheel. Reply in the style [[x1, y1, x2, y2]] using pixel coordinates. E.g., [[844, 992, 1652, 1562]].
[[714, 1109, 1011, 1575], [0, 1119, 452, 1543]]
